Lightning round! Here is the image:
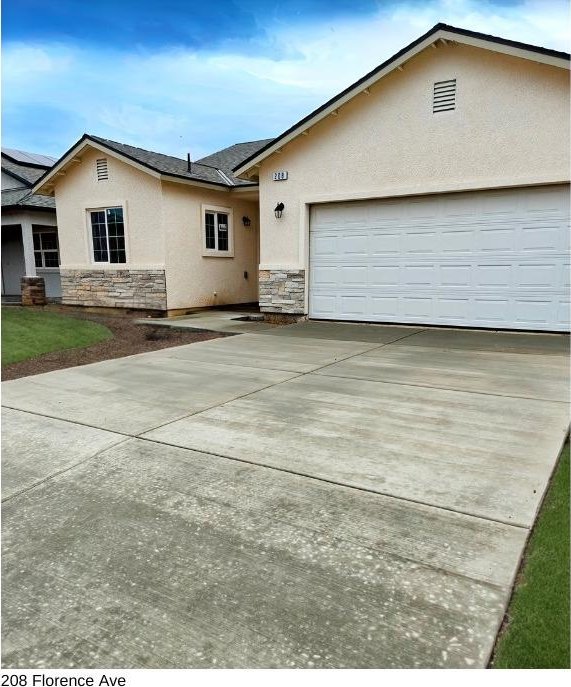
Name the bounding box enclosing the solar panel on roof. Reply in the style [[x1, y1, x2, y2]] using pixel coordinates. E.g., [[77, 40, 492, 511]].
[[1, 148, 56, 167]]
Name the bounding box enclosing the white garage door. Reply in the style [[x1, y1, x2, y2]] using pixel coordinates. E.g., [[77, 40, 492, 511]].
[[309, 185, 570, 332]]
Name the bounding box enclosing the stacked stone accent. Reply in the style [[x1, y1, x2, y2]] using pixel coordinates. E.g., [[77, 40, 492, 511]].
[[259, 269, 306, 315], [21, 276, 46, 306], [60, 269, 167, 310]]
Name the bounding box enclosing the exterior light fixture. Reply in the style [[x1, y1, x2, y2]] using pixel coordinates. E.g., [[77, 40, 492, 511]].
[[274, 202, 284, 219], [242, 216, 251, 227]]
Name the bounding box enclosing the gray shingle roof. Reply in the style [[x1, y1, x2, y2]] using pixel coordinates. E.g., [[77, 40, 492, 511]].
[[87, 135, 272, 187], [196, 139, 274, 182], [1, 188, 56, 210], [2, 157, 48, 185]]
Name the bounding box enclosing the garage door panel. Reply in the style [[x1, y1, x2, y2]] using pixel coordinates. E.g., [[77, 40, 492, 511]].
[[403, 231, 437, 254], [309, 185, 570, 331], [514, 299, 556, 326], [370, 296, 399, 317], [436, 298, 471, 320], [526, 186, 568, 214], [369, 232, 401, 254], [403, 264, 435, 285], [442, 229, 476, 253], [516, 263, 558, 288], [340, 265, 368, 286], [340, 295, 367, 316], [479, 226, 516, 252], [521, 225, 562, 251], [312, 265, 339, 286], [339, 234, 368, 255], [557, 301, 570, 325], [370, 265, 400, 285], [440, 264, 472, 286], [475, 264, 512, 287]]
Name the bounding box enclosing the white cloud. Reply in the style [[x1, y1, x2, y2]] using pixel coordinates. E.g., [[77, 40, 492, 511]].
[[2, 0, 568, 158]]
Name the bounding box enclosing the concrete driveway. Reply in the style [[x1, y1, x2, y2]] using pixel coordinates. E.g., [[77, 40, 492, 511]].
[[2, 321, 569, 668]]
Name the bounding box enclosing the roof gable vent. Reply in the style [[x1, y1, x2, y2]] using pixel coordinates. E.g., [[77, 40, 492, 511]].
[[433, 79, 456, 113], [96, 158, 109, 181]]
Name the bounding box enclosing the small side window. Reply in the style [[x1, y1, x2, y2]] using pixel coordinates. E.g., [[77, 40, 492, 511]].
[[202, 206, 233, 257]]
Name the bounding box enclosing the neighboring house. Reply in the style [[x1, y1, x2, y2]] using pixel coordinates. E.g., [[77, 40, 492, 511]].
[[32, 135, 271, 313], [1, 149, 61, 300], [234, 24, 570, 332]]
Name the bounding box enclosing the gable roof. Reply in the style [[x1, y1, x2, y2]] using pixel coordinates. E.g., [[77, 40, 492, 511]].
[[33, 134, 273, 195], [2, 154, 53, 185], [233, 22, 570, 177]]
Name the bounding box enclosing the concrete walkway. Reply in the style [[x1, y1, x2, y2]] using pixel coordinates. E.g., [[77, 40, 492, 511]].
[[2, 321, 569, 668], [138, 309, 276, 335]]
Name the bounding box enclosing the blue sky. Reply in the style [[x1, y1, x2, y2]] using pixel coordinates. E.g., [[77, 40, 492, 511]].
[[2, 0, 569, 161]]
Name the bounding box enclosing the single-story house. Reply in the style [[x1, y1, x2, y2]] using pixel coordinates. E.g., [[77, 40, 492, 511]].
[[234, 23, 570, 332], [1, 149, 61, 301], [32, 135, 271, 313], [32, 23, 569, 331]]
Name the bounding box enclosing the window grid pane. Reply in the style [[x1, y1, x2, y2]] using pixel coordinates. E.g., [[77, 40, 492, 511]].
[[43, 251, 60, 267], [106, 207, 126, 263], [205, 212, 215, 249], [217, 213, 229, 251], [91, 212, 108, 262], [39, 232, 58, 250], [33, 231, 60, 268]]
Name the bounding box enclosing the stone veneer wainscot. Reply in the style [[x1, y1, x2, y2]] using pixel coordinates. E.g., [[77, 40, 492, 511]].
[[258, 269, 305, 314], [60, 269, 167, 310]]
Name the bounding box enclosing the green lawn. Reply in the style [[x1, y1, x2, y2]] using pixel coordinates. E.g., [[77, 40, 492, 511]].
[[1, 307, 113, 365], [493, 441, 570, 668]]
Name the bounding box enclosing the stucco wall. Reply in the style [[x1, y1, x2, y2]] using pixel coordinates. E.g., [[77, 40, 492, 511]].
[[53, 147, 165, 270], [161, 182, 259, 309], [256, 43, 570, 270]]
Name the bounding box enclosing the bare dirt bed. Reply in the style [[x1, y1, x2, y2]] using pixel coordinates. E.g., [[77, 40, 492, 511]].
[[2, 308, 227, 381]]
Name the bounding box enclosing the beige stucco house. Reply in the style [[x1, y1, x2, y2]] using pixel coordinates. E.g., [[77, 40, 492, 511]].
[[33, 23, 570, 330], [234, 23, 570, 332], [33, 135, 270, 313]]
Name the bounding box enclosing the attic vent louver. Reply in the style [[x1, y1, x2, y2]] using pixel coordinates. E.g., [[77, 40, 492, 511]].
[[433, 79, 456, 113], [96, 158, 109, 181]]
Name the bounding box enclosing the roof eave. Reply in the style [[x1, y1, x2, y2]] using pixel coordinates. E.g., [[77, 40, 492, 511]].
[[233, 23, 570, 178], [32, 134, 253, 194]]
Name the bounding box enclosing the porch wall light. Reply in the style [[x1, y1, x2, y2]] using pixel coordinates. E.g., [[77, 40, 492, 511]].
[[274, 202, 285, 219], [242, 216, 251, 227]]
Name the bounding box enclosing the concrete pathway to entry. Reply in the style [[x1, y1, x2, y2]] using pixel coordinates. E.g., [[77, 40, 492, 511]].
[[2, 321, 569, 668]]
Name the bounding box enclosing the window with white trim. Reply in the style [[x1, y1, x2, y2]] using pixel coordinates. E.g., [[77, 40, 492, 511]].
[[89, 207, 126, 263], [202, 206, 233, 256], [33, 229, 60, 268]]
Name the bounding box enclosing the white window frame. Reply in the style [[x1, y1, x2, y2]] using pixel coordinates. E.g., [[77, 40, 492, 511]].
[[202, 204, 234, 257], [86, 205, 128, 265], [33, 228, 60, 271]]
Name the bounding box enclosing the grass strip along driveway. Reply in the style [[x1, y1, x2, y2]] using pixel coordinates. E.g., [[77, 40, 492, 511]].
[[2, 307, 112, 365], [493, 442, 570, 668], [1, 306, 225, 380]]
